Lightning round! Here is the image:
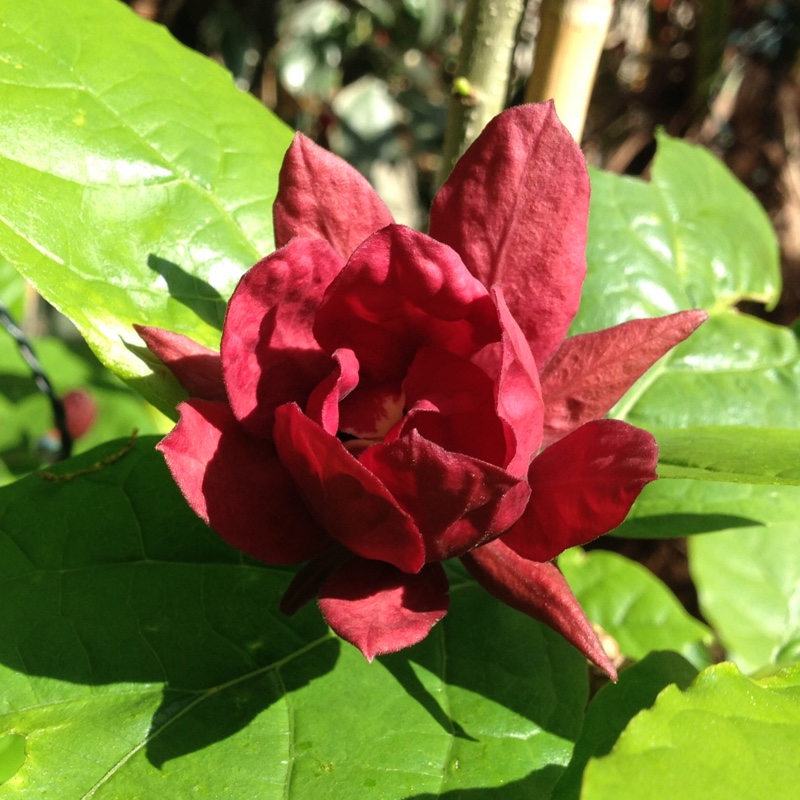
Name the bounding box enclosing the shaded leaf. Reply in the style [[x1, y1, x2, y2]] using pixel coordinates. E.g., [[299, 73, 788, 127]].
[[0, 438, 590, 797]]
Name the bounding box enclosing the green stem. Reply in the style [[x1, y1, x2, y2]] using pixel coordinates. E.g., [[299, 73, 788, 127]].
[[437, 0, 525, 186]]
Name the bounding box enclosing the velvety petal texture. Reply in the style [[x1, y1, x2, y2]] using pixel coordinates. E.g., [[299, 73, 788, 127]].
[[273, 403, 426, 574], [274, 132, 394, 260], [429, 103, 589, 367], [159, 400, 330, 563], [221, 238, 343, 437], [540, 310, 708, 447], [319, 559, 449, 661], [501, 420, 658, 563], [461, 539, 617, 679], [145, 103, 706, 666], [135, 325, 226, 402]]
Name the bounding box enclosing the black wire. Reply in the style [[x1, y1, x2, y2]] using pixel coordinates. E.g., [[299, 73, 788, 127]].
[[0, 299, 72, 461]]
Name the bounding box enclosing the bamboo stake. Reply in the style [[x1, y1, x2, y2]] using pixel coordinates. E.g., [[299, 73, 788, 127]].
[[524, 0, 613, 142], [438, 0, 525, 186]]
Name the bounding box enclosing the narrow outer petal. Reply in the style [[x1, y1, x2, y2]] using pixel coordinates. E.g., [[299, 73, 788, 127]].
[[135, 325, 226, 402], [274, 133, 394, 260], [461, 539, 617, 679], [501, 419, 658, 563], [319, 558, 449, 661], [360, 429, 531, 561], [272, 403, 426, 574], [221, 238, 343, 437], [314, 225, 501, 385], [158, 399, 330, 564], [540, 310, 708, 447], [429, 103, 589, 367]]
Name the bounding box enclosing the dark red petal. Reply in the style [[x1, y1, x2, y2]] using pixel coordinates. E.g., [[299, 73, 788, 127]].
[[318, 559, 449, 661], [274, 133, 394, 260], [360, 430, 530, 561], [305, 348, 360, 435], [429, 103, 589, 367], [135, 325, 226, 402], [272, 403, 426, 573], [338, 380, 405, 441], [461, 539, 617, 679], [502, 419, 658, 563], [540, 310, 708, 448], [487, 288, 544, 476], [158, 399, 330, 564], [221, 238, 343, 437], [401, 346, 508, 466], [314, 225, 501, 386]]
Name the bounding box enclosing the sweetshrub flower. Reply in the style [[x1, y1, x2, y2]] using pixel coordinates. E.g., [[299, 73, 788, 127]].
[[137, 103, 705, 678]]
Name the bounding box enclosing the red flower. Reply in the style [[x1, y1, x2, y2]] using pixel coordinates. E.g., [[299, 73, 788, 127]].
[[136, 104, 705, 678]]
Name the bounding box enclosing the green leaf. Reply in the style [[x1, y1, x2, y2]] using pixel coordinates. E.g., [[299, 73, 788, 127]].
[[616, 479, 800, 673], [0, 0, 292, 413], [0, 257, 26, 320], [581, 663, 800, 800], [0, 336, 168, 484], [654, 426, 800, 485], [0, 734, 26, 786], [0, 438, 589, 797], [558, 549, 712, 667], [579, 135, 798, 431], [690, 519, 800, 673], [553, 651, 698, 800]]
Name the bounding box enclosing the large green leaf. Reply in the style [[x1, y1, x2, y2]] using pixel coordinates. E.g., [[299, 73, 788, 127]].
[[552, 651, 698, 800], [654, 426, 800, 485], [0, 439, 589, 797], [558, 549, 712, 667], [578, 135, 800, 430], [580, 663, 800, 800], [0, 0, 292, 414]]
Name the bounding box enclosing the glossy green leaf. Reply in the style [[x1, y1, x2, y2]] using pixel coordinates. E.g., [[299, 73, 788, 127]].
[[690, 519, 800, 673], [578, 136, 797, 431], [0, 0, 292, 414], [0, 438, 589, 797], [0, 258, 26, 320], [654, 426, 800, 485], [553, 651, 698, 800], [0, 734, 26, 785], [0, 336, 168, 485], [558, 549, 712, 667], [615, 479, 800, 673], [581, 663, 800, 800]]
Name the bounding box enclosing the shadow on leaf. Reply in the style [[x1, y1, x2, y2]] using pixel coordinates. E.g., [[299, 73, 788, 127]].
[[147, 254, 227, 331], [0, 437, 339, 769]]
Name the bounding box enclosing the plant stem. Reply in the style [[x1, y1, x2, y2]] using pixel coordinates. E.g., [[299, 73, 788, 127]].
[[438, 0, 525, 185], [524, 0, 613, 141]]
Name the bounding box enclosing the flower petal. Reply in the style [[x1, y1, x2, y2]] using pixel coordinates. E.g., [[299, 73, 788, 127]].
[[461, 539, 617, 679], [221, 238, 343, 437], [540, 310, 708, 447], [502, 419, 658, 563], [273, 402, 426, 573], [273, 133, 394, 260], [158, 399, 330, 564], [319, 558, 449, 661], [429, 103, 589, 366], [401, 346, 508, 466], [134, 324, 226, 402], [314, 225, 501, 385], [480, 288, 544, 476], [359, 429, 530, 561], [305, 348, 360, 435]]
